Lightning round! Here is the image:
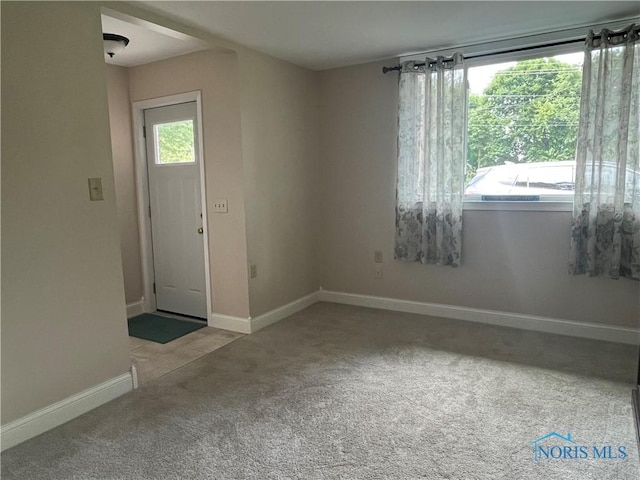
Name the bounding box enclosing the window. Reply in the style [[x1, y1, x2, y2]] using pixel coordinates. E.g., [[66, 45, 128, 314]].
[[464, 50, 584, 207], [154, 119, 196, 165]]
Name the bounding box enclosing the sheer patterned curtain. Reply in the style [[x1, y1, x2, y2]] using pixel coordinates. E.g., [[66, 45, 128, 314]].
[[569, 25, 640, 280], [395, 54, 468, 266]]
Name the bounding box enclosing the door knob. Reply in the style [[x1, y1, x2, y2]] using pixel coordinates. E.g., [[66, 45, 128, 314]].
[[197, 227, 204, 235]]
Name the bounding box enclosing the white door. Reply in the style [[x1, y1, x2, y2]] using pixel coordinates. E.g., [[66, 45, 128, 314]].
[[144, 102, 207, 319]]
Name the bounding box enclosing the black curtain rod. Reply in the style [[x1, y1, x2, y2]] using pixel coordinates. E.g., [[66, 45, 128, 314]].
[[382, 27, 638, 74]]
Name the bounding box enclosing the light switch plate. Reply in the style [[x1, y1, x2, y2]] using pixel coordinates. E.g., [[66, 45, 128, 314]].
[[213, 198, 228, 213], [88, 178, 104, 201]]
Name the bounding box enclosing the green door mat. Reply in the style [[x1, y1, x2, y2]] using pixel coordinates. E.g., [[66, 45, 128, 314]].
[[128, 313, 205, 344]]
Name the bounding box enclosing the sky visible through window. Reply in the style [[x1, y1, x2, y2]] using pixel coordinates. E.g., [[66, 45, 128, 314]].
[[468, 52, 584, 94]]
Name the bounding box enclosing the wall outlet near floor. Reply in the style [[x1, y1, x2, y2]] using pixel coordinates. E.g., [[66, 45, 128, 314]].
[[374, 250, 383, 263], [213, 198, 228, 213], [250, 264, 257, 279], [375, 263, 383, 279]]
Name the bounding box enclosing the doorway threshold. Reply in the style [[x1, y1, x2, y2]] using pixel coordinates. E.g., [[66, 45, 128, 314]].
[[129, 318, 244, 384]]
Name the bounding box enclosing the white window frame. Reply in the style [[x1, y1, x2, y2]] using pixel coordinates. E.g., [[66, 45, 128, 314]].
[[401, 17, 639, 212]]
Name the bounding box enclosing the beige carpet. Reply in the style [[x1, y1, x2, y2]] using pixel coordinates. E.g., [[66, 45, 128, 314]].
[[2, 302, 638, 479]]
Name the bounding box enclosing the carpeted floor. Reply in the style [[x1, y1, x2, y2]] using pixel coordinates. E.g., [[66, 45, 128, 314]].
[[2, 302, 638, 479]]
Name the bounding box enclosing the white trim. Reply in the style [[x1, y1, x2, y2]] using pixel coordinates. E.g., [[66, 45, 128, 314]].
[[208, 291, 320, 334], [250, 291, 320, 333], [212, 288, 637, 344], [133, 101, 155, 314], [209, 313, 252, 334], [131, 365, 138, 390], [126, 298, 145, 318], [318, 290, 640, 345], [132, 91, 212, 325], [1, 372, 134, 452], [194, 92, 213, 325]]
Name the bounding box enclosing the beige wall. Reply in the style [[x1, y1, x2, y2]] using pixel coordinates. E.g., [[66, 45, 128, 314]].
[[2, 2, 636, 432], [319, 59, 640, 328], [108, 15, 322, 320], [1, 2, 131, 424], [106, 65, 143, 304], [128, 50, 251, 318], [238, 50, 321, 317]]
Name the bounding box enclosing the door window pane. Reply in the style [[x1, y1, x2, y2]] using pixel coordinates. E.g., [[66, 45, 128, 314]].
[[154, 120, 195, 164]]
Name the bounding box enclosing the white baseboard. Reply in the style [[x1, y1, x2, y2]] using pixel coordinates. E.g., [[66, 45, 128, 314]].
[[209, 291, 320, 334], [319, 289, 640, 345], [210, 287, 638, 344], [126, 298, 145, 318], [131, 365, 139, 390], [250, 291, 320, 333], [209, 313, 252, 334], [1, 371, 134, 452]]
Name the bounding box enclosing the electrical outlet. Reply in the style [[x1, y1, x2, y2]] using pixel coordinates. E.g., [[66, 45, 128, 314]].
[[375, 263, 383, 279], [374, 250, 383, 263], [250, 264, 257, 279], [214, 198, 228, 213]]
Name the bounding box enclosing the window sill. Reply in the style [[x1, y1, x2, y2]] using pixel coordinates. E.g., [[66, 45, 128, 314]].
[[463, 200, 573, 212]]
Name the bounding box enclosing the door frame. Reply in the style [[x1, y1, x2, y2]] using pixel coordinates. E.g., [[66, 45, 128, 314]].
[[132, 91, 212, 324]]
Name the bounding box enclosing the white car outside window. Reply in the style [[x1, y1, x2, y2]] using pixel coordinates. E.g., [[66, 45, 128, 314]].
[[465, 161, 576, 197]]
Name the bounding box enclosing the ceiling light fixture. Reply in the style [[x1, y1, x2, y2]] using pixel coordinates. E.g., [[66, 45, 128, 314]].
[[103, 33, 130, 58]]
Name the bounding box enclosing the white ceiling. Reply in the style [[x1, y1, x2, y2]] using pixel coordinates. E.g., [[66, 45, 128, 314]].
[[111, 1, 640, 70], [102, 14, 207, 67]]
